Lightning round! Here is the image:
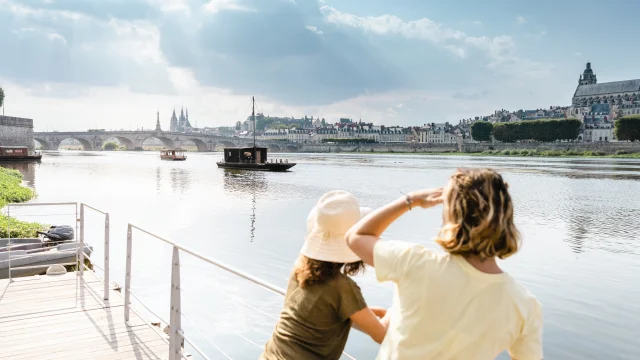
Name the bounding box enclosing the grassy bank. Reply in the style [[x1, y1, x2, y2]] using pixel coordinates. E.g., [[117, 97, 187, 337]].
[[0, 167, 46, 238]]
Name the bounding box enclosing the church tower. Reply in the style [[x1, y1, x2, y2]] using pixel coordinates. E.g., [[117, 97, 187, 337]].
[[579, 62, 597, 85], [170, 108, 178, 132], [178, 107, 186, 132], [155, 111, 162, 131]]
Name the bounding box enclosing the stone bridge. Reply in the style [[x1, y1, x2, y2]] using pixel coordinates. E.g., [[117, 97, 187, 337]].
[[33, 130, 300, 152]]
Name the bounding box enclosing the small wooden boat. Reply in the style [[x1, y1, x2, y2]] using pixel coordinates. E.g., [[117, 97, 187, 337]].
[[160, 149, 187, 161], [217, 97, 296, 172], [0, 146, 42, 161], [217, 147, 295, 171], [0, 238, 93, 279]]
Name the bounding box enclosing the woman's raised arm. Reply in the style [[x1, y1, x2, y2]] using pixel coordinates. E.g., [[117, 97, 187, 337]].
[[345, 188, 443, 266]]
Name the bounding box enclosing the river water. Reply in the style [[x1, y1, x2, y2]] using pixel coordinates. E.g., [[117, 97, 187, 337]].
[[3, 152, 640, 360]]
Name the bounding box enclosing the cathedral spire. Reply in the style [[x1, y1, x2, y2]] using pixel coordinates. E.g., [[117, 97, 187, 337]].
[[579, 62, 597, 85]]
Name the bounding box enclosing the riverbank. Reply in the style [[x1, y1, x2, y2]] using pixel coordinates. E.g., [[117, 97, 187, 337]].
[[0, 167, 45, 238], [360, 149, 640, 158]]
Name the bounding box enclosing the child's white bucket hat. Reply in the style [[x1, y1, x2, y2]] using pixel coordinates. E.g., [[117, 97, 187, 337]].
[[301, 190, 371, 263]]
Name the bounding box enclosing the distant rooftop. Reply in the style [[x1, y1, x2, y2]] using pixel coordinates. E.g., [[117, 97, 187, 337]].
[[575, 79, 640, 97]]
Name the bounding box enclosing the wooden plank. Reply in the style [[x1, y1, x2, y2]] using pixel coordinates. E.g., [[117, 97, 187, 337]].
[[5, 335, 167, 359], [3, 317, 150, 340], [0, 297, 106, 318], [92, 344, 170, 360], [1, 276, 108, 295], [1, 272, 170, 360], [3, 324, 163, 355], [0, 307, 148, 333]]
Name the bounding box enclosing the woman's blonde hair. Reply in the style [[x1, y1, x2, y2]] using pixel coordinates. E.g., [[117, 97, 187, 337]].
[[435, 168, 520, 260]]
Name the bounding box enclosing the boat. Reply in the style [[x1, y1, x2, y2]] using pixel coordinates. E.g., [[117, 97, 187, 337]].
[[0, 146, 42, 161], [0, 226, 92, 279], [217, 97, 296, 172], [160, 148, 187, 161]]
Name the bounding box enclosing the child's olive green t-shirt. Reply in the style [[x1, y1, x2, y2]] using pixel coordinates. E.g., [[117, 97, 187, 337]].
[[261, 272, 368, 360]]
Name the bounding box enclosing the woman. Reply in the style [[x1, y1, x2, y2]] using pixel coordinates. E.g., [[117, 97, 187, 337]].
[[346, 168, 543, 360], [261, 190, 389, 360]]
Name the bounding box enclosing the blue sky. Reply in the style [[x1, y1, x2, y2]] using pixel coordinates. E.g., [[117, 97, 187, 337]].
[[0, 0, 638, 131]]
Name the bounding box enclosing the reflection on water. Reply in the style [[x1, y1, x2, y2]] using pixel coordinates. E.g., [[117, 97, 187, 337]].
[[0, 161, 37, 187], [222, 169, 268, 196], [8, 152, 640, 360], [222, 170, 266, 243]]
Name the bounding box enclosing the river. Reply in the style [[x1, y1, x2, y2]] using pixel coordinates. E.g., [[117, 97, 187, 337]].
[[3, 151, 640, 360]]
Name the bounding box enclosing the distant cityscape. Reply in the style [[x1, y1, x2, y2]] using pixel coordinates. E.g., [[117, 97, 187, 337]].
[[139, 62, 639, 145]]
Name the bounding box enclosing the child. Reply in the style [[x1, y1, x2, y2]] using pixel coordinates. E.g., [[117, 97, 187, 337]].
[[346, 168, 543, 360], [261, 190, 388, 360]]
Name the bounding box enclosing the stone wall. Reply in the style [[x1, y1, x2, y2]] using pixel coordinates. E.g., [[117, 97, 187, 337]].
[[0, 116, 35, 152], [460, 141, 640, 154], [298, 143, 458, 153]]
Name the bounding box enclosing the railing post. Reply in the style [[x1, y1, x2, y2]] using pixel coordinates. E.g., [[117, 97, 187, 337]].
[[7, 205, 11, 283], [124, 224, 132, 322], [103, 213, 110, 300], [168, 246, 183, 360], [79, 204, 85, 277]]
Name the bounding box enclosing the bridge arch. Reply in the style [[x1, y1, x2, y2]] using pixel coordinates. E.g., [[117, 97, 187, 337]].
[[105, 136, 136, 150], [142, 136, 174, 149], [285, 144, 298, 152], [268, 144, 282, 152], [34, 138, 52, 150], [180, 138, 209, 152]]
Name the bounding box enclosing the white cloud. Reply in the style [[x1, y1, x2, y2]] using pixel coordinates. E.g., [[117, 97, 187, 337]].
[[516, 16, 527, 24], [471, 20, 483, 26], [305, 25, 323, 35], [47, 32, 67, 45], [147, 0, 190, 13], [202, 0, 254, 14], [320, 5, 516, 65]]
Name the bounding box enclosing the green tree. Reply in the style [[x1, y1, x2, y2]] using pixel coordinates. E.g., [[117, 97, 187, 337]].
[[615, 115, 640, 141], [102, 141, 119, 151], [470, 121, 493, 141], [493, 118, 580, 142], [321, 118, 326, 126], [0, 86, 4, 109]]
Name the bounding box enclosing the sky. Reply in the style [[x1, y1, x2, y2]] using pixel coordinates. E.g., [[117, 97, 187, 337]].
[[0, 0, 638, 131]]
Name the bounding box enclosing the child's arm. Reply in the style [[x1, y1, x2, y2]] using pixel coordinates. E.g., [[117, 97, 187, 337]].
[[350, 307, 387, 344]]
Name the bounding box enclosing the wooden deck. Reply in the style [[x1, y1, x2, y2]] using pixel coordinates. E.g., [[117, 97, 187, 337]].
[[0, 271, 171, 360]]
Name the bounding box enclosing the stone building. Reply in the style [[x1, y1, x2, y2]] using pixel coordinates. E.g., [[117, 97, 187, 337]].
[[419, 123, 457, 143], [571, 62, 640, 118], [0, 115, 35, 152]]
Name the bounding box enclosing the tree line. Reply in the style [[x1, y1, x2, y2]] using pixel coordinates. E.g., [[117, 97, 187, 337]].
[[471, 117, 640, 142]]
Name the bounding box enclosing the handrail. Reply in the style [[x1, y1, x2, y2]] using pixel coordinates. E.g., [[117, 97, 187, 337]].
[[4, 202, 110, 300], [80, 203, 110, 300], [129, 224, 286, 296], [5, 202, 79, 283], [125, 224, 358, 360]]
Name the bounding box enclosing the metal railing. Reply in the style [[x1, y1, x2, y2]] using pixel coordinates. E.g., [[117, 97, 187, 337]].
[[4, 202, 78, 282], [79, 203, 110, 300], [4, 202, 358, 359], [124, 224, 358, 360], [3, 202, 110, 301]]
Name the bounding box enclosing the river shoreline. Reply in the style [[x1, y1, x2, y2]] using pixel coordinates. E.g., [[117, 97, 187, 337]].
[[341, 150, 640, 158], [0, 167, 45, 238]]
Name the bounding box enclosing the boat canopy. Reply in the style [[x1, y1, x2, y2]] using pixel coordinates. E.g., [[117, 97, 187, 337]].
[[223, 147, 268, 164]]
